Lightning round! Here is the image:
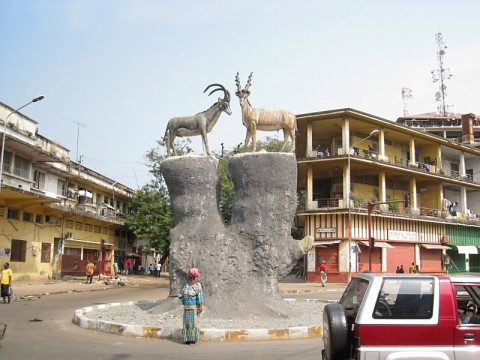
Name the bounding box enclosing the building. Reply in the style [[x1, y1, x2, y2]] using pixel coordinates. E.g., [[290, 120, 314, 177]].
[[295, 108, 480, 282], [0, 101, 135, 281], [397, 112, 480, 144]]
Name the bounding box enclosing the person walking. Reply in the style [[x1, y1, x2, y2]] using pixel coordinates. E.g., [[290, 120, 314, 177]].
[[409, 262, 416, 273], [1, 262, 13, 304], [86, 261, 95, 284], [320, 260, 327, 287], [170, 268, 204, 345]]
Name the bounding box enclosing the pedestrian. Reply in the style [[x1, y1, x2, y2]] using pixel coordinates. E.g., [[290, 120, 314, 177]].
[[395, 266, 401, 273], [86, 261, 95, 284], [156, 261, 162, 277], [113, 261, 119, 276], [320, 260, 327, 287], [409, 262, 416, 273], [170, 268, 204, 345], [415, 264, 420, 273], [399, 265, 405, 273], [149, 263, 154, 276], [123, 258, 129, 275], [1, 262, 12, 304]]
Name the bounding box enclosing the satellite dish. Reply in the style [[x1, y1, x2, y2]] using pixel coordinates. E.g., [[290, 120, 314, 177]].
[[298, 235, 314, 253]]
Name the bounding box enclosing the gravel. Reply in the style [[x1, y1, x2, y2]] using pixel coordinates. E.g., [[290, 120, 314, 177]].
[[83, 299, 325, 329]]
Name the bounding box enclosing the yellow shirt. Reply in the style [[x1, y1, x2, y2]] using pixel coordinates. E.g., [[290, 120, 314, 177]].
[[1, 268, 12, 285]]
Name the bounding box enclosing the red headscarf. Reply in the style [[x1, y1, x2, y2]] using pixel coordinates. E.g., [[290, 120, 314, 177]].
[[188, 268, 201, 278]]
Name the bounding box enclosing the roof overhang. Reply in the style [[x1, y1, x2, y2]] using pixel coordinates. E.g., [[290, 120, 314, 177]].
[[359, 241, 394, 248], [420, 244, 451, 250], [449, 245, 479, 254]]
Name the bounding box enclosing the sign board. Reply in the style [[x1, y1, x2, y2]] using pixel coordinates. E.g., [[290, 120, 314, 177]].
[[388, 230, 417, 241], [316, 227, 336, 234]]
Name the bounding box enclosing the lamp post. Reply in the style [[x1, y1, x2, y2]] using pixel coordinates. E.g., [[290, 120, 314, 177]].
[[0, 96, 44, 192], [347, 129, 379, 278]]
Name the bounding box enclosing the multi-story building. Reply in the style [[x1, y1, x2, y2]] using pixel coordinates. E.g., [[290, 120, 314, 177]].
[[0, 101, 135, 281], [397, 112, 480, 143], [295, 108, 480, 282]]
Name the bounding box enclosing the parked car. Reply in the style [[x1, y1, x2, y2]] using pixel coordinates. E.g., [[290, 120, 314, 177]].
[[322, 273, 480, 360]]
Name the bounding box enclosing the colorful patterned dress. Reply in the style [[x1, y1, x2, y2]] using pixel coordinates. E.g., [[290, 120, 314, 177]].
[[178, 282, 204, 343]]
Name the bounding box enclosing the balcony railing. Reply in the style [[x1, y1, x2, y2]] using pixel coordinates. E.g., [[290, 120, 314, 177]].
[[300, 197, 480, 225], [302, 149, 480, 184]]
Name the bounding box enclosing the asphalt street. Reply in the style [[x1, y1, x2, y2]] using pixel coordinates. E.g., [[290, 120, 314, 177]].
[[0, 275, 345, 360]]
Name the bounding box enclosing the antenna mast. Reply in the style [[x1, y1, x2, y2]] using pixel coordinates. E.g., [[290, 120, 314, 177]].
[[73, 121, 87, 162], [401, 87, 412, 116], [431, 33, 453, 116]]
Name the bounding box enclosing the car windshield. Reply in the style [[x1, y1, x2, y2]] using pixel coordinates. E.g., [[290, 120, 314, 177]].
[[340, 278, 369, 315]]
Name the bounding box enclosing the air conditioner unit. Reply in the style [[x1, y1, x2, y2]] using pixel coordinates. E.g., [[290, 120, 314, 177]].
[[441, 234, 450, 243]]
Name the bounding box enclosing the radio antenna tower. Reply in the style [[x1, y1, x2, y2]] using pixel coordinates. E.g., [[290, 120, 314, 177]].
[[401, 87, 412, 116], [431, 33, 453, 116]]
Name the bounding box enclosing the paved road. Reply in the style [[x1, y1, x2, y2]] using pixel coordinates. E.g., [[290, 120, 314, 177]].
[[0, 278, 331, 360]]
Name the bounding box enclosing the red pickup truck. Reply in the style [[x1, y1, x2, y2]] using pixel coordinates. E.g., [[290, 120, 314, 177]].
[[322, 273, 480, 360]]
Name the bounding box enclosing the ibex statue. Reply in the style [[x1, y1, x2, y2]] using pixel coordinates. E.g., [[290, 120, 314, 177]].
[[164, 84, 231, 156], [235, 72, 296, 152]]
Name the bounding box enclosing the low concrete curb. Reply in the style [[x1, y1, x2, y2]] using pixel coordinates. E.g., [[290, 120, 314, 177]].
[[73, 300, 323, 342]]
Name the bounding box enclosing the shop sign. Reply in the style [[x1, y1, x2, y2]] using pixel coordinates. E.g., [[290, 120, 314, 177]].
[[388, 230, 417, 241]]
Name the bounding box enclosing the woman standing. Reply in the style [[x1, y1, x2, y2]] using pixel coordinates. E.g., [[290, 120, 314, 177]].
[[1, 262, 13, 304], [174, 268, 204, 345]]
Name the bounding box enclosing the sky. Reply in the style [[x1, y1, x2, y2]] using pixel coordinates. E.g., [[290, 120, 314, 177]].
[[1, 1, 479, 190]]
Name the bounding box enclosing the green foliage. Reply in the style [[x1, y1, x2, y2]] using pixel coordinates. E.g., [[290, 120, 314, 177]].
[[217, 156, 234, 224], [124, 185, 173, 255]]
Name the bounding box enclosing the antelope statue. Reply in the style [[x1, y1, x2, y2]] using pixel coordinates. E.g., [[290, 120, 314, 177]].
[[164, 83, 231, 156], [235, 72, 296, 152]]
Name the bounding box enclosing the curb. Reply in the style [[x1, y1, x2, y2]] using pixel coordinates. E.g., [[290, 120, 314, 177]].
[[73, 300, 323, 342]]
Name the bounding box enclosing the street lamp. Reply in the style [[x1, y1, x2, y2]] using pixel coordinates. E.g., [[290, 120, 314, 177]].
[[0, 96, 44, 192], [347, 129, 379, 277]]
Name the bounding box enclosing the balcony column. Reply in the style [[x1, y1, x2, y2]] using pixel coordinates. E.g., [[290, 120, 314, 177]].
[[410, 177, 418, 211], [307, 164, 314, 209], [436, 145, 442, 173], [342, 116, 350, 152], [460, 187, 468, 215], [379, 171, 386, 202], [306, 122, 313, 158], [378, 129, 385, 160], [459, 152, 466, 177], [409, 138, 416, 166]]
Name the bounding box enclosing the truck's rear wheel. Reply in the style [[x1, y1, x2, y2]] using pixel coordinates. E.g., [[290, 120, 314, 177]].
[[323, 303, 348, 360]]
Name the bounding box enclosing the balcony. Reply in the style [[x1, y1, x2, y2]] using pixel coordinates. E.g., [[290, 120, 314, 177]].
[[298, 197, 480, 225], [300, 148, 480, 184]]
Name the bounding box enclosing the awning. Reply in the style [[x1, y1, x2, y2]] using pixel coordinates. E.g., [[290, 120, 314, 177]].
[[359, 241, 394, 248], [314, 240, 341, 247], [449, 245, 479, 255], [420, 244, 451, 250]]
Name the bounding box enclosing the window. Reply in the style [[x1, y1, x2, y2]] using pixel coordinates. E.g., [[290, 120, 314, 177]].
[[41, 243, 51, 263], [13, 154, 30, 179], [33, 169, 46, 189], [7, 208, 20, 220], [1, 150, 12, 173], [35, 215, 43, 224], [373, 278, 434, 319], [23, 211, 32, 222], [11, 239, 27, 262], [57, 179, 67, 197]]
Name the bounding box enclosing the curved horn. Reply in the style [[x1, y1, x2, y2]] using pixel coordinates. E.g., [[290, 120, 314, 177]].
[[245, 72, 253, 91], [204, 83, 230, 103]]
